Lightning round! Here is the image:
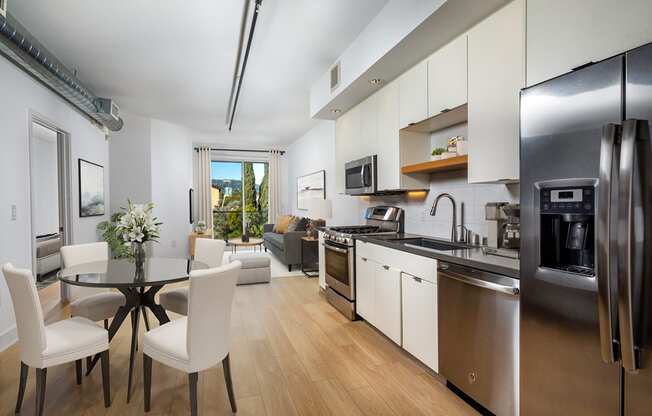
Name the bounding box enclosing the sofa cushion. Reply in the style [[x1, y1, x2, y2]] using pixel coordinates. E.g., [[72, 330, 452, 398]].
[[263, 232, 284, 250], [287, 217, 309, 232], [273, 215, 293, 234]]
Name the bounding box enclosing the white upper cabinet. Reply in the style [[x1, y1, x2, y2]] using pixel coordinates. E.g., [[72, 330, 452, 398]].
[[467, 0, 524, 183], [335, 105, 361, 193], [428, 35, 468, 117], [359, 94, 378, 159], [399, 61, 429, 129], [376, 81, 401, 191], [527, 0, 652, 87]]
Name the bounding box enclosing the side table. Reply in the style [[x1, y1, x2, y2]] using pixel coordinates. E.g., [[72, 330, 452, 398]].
[[300, 237, 319, 277]]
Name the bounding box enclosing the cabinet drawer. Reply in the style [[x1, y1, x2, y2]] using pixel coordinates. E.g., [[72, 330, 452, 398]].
[[356, 240, 437, 283]]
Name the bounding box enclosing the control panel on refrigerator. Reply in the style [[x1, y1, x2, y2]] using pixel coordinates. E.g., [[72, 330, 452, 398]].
[[539, 186, 595, 276]]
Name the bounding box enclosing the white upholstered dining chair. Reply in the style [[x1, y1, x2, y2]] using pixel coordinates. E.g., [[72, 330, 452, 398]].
[[158, 238, 226, 316], [2, 263, 111, 415], [143, 261, 241, 415], [60, 242, 126, 328]]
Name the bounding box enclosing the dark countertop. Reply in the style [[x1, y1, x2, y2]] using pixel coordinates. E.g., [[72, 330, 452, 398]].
[[354, 233, 520, 279]]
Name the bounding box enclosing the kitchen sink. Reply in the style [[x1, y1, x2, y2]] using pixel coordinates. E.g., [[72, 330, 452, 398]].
[[389, 237, 466, 251]]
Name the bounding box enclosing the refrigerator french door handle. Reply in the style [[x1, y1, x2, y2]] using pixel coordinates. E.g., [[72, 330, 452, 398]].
[[617, 119, 650, 373], [597, 123, 620, 364]]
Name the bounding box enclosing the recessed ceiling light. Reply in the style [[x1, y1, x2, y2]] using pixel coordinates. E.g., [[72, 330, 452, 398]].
[[331, 109, 341, 114], [370, 78, 384, 85]]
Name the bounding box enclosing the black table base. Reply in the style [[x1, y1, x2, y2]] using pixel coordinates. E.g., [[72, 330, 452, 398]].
[[86, 285, 171, 402]]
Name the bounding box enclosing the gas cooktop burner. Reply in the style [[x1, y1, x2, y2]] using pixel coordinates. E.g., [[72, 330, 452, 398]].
[[328, 226, 382, 234]]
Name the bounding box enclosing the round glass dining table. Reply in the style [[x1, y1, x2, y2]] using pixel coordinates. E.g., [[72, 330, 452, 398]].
[[58, 257, 207, 402]]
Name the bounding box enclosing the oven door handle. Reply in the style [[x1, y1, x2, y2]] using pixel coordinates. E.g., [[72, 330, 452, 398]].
[[324, 244, 349, 254]]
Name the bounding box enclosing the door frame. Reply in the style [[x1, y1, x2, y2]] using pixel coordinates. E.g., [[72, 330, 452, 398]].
[[28, 112, 74, 298]]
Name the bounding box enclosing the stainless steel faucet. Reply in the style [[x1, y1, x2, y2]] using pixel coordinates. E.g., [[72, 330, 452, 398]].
[[430, 193, 457, 242]]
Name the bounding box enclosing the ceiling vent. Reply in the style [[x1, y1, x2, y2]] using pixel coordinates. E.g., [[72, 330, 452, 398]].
[[96, 98, 120, 121], [330, 62, 340, 92], [0, 0, 7, 17]]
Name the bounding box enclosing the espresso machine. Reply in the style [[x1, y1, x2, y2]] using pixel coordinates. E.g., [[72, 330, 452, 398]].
[[501, 204, 521, 249]]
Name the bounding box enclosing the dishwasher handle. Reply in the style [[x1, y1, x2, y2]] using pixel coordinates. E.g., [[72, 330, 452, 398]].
[[438, 263, 520, 296]]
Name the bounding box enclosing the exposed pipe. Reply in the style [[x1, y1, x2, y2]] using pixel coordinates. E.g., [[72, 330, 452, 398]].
[[228, 0, 263, 131], [0, 13, 124, 131], [225, 0, 251, 125]]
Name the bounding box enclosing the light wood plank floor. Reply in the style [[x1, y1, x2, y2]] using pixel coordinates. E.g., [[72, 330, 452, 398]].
[[0, 277, 477, 415]]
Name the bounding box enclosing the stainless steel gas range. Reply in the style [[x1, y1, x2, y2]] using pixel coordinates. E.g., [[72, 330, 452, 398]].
[[322, 206, 404, 320]]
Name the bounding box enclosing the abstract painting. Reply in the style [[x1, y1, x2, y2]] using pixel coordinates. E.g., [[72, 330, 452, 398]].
[[78, 159, 105, 217]]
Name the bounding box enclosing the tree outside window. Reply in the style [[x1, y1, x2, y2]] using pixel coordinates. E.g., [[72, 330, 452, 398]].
[[211, 161, 268, 240]]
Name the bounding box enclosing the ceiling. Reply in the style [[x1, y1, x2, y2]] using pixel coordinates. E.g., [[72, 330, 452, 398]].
[[10, 0, 388, 146]]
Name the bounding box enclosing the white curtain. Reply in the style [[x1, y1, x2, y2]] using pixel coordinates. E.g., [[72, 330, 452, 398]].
[[196, 146, 213, 233], [268, 149, 282, 222]]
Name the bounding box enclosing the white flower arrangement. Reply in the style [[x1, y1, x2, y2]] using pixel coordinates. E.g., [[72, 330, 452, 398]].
[[116, 200, 161, 245]]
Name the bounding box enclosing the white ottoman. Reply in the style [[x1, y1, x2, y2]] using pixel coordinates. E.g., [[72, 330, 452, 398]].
[[229, 253, 271, 285]]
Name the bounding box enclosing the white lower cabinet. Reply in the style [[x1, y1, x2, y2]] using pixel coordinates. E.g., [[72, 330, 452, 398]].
[[355, 254, 376, 324], [318, 232, 326, 290], [374, 264, 402, 345], [356, 241, 439, 368], [402, 272, 438, 372]]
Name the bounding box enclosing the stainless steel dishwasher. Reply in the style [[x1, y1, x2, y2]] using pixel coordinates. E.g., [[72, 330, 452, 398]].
[[438, 262, 519, 416]]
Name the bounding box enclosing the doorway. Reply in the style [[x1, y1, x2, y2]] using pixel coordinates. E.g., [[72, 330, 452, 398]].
[[29, 116, 73, 305]]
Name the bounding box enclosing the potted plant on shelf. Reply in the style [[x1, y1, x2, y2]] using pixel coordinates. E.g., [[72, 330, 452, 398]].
[[431, 147, 447, 161]]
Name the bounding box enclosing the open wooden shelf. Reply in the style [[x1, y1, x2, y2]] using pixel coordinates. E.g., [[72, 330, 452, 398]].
[[401, 155, 468, 174]]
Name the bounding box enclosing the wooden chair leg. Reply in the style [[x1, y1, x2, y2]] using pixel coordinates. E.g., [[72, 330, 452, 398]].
[[142, 307, 151, 331], [144, 354, 152, 412], [104, 319, 109, 330], [35, 368, 47, 416], [101, 350, 111, 408], [75, 359, 82, 385], [188, 372, 198, 416], [15, 362, 28, 414], [86, 356, 92, 377], [223, 354, 237, 413]]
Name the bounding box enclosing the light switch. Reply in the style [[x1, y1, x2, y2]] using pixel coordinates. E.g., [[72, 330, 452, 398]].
[[10, 204, 16, 221]]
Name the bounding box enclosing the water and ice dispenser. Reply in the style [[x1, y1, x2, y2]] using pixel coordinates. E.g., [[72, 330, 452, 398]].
[[539, 186, 595, 276]]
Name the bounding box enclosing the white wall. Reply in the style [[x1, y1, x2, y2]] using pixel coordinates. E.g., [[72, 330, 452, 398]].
[[109, 112, 152, 210], [0, 56, 110, 350], [31, 124, 60, 237], [286, 121, 363, 226], [285, 121, 519, 237], [150, 119, 194, 257]]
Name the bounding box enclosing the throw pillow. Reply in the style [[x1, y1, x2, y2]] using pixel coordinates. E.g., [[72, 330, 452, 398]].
[[273, 215, 293, 234], [288, 217, 309, 232]]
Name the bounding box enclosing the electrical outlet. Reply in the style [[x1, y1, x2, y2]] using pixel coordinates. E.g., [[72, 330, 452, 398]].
[[10, 204, 16, 221]]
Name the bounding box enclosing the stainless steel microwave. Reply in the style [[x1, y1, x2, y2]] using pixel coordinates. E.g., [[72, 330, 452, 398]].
[[345, 155, 377, 195]]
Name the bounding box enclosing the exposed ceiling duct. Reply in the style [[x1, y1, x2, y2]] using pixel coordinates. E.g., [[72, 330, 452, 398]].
[[0, 13, 124, 131]]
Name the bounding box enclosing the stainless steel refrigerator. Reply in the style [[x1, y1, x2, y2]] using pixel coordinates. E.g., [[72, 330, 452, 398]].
[[520, 42, 652, 415]]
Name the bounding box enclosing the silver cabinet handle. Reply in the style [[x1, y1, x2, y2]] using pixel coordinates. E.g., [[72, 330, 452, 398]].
[[413, 276, 422, 283], [597, 123, 620, 364], [617, 118, 650, 373], [360, 257, 368, 262], [382, 265, 390, 270]]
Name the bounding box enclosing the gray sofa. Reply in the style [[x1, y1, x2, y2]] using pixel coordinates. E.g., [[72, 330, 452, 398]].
[[262, 223, 305, 271]]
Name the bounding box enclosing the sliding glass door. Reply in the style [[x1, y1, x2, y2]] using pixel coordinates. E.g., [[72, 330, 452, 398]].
[[211, 160, 268, 239]]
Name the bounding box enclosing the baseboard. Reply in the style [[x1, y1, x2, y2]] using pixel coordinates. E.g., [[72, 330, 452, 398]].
[[0, 324, 17, 352]]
